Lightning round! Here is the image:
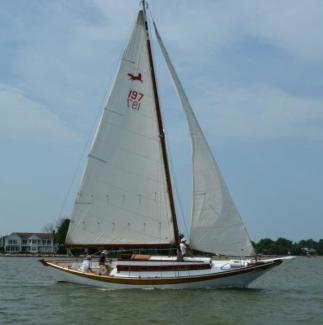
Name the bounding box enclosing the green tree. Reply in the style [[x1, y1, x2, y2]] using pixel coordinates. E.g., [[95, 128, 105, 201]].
[[255, 238, 274, 255], [317, 239, 323, 255], [274, 237, 293, 254], [54, 218, 70, 254], [290, 242, 302, 255], [254, 237, 323, 256], [298, 239, 318, 250]]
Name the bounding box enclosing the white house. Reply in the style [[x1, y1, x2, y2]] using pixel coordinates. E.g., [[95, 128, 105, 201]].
[[4, 232, 55, 254]]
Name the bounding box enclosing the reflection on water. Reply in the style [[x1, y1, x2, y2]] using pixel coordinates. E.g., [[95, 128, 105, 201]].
[[0, 257, 322, 324]]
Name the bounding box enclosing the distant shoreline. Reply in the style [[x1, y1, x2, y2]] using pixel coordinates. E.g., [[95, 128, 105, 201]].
[[0, 253, 70, 258]]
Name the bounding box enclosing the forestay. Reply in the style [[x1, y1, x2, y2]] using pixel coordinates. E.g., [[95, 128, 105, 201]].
[[153, 22, 255, 256], [65, 11, 175, 246]]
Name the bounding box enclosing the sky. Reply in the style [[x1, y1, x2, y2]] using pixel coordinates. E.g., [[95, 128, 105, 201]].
[[1, 0, 323, 242]]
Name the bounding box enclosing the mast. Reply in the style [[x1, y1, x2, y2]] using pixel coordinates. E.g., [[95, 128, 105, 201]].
[[142, 1, 180, 249]]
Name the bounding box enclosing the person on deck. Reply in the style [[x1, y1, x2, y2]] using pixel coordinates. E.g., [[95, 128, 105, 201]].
[[80, 255, 93, 273], [180, 238, 188, 257], [99, 250, 111, 275], [179, 236, 194, 258]]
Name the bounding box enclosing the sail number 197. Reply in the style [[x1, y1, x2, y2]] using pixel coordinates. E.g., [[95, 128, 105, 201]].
[[127, 89, 144, 111]]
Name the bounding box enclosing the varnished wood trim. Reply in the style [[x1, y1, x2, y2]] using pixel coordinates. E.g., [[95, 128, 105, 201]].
[[116, 263, 211, 272], [117, 258, 204, 263]]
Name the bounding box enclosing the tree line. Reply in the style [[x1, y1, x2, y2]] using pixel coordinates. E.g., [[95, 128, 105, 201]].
[[253, 237, 323, 256]]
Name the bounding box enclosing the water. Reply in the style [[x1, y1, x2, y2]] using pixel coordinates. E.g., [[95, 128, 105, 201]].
[[0, 257, 322, 324]]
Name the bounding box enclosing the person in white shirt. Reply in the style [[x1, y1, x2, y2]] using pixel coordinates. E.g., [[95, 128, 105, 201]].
[[180, 239, 187, 256], [80, 255, 93, 273]]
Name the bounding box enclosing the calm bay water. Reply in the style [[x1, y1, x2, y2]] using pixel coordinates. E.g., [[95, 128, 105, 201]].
[[0, 257, 322, 324]]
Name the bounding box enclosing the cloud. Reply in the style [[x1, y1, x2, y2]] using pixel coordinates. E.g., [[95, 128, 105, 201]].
[[0, 1, 131, 126], [244, 0, 323, 61], [0, 86, 80, 143], [149, 0, 323, 62], [193, 85, 323, 141], [1, 0, 323, 144]]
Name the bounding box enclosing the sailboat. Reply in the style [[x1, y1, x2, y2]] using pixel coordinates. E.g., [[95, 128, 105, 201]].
[[40, 1, 291, 289]]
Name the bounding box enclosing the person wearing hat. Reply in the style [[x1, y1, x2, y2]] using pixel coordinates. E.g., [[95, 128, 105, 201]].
[[80, 255, 93, 273], [99, 250, 111, 275], [180, 238, 187, 257], [179, 236, 194, 257]]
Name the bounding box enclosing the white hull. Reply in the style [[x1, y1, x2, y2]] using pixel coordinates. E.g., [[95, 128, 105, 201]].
[[60, 267, 269, 289], [40, 257, 283, 289]]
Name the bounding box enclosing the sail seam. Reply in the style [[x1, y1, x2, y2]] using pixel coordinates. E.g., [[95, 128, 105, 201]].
[[104, 108, 124, 116], [102, 225, 171, 241], [103, 121, 159, 142], [88, 154, 108, 164], [97, 201, 166, 223], [93, 182, 161, 202], [122, 58, 136, 64], [98, 161, 167, 185], [117, 146, 162, 164]]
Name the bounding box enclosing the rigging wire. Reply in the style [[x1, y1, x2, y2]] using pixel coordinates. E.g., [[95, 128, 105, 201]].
[[56, 94, 107, 221]]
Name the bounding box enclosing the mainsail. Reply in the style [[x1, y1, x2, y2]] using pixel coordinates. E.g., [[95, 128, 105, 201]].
[[153, 22, 255, 256], [65, 11, 175, 247]]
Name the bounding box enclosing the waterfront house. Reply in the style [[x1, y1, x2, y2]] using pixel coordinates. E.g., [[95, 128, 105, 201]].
[[4, 232, 55, 254]]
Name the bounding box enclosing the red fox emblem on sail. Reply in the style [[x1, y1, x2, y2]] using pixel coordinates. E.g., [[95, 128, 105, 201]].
[[128, 72, 143, 82], [127, 72, 144, 111]]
